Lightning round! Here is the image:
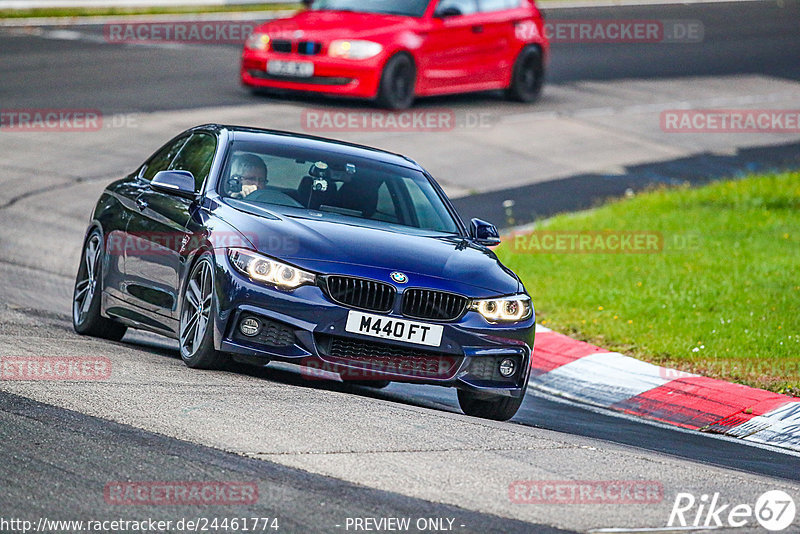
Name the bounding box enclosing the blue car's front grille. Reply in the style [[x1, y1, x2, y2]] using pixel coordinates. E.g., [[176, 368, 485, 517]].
[[324, 276, 396, 313], [323, 276, 468, 321], [316, 335, 461, 380], [402, 289, 468, 321]]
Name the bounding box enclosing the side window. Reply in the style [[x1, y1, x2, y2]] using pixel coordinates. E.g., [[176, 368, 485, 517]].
[[479, 0, 520, 11], [141, 136, 188, 182], [436, 0, 478, 16], [374, 182, 400, 223], [169, 133, 218, 192]]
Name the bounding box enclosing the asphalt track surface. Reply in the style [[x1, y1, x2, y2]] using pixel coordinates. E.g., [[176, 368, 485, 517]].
[[1, 2, 800, 532], [2, 1, 800, 112]]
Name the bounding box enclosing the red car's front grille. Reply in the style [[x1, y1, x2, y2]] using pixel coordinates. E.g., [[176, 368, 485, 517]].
[[269, 39, 323, 55], [270, 39, 293, 53], [297, 41, 323, 55]]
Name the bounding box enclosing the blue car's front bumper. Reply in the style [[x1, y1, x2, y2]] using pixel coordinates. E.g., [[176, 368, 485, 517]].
[[211, 256, 534, 398]]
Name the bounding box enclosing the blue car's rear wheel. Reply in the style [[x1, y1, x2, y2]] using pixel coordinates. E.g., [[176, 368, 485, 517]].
[[72, 229, 127, 341], [180, 253, 228, 369]]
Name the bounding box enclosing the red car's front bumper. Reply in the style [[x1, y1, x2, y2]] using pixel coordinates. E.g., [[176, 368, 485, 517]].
[[241, 50, 386, 99]]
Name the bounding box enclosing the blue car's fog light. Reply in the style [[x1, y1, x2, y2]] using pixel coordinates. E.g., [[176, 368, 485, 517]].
[[499, 358, 516, 378], [240, 317, 261, 337]]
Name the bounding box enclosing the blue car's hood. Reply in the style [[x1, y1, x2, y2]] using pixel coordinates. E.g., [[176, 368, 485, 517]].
[[220, 200, 520, 297]]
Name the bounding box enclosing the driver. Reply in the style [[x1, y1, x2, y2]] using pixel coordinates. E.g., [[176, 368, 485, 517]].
[[230, 153, 268, 198]]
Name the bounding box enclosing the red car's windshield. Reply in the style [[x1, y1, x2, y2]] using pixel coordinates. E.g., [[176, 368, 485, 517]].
[[310, 0, 430, 17]]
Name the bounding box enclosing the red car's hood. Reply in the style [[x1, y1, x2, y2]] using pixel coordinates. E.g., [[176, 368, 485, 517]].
[[258, 10, 416, 41]]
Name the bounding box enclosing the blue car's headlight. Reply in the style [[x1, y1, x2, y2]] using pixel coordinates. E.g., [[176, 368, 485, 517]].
[[228, 248, 316, 290], [469, 295, 533, 324]]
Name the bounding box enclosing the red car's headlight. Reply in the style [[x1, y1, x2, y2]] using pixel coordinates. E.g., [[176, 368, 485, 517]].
[[328, 40, 383, 60], [245, 32, 270, 51]]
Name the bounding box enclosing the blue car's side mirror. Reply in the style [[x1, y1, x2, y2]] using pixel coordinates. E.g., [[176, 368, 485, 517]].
[[150, 170, 197, 199], [470, 218, 501, 247]]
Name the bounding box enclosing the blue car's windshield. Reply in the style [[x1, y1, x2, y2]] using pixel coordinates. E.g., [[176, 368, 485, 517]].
[[218, 140, 460, 235], [310, 0, 430, 17]]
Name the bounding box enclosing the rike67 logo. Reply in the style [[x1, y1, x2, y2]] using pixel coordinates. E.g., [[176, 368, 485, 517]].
[[668, 490, 796, 531]]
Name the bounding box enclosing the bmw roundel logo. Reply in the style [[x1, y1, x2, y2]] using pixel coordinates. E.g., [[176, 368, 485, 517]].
[[390, 272, 408, 284]]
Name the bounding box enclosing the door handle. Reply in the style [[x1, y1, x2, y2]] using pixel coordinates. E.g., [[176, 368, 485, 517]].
[[136, 198, 148, 211], [472, 25, 484, 33]]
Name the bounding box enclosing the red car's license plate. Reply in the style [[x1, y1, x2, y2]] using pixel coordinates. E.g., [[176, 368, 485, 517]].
[[266, 60, 314, 78]]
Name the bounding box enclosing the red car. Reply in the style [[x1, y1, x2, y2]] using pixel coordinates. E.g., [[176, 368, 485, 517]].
[[241, 0, 549, 109]]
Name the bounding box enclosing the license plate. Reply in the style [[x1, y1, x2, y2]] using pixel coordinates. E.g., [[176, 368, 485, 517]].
[[345, 311, 443, 348], [267, 60, 314, 78]]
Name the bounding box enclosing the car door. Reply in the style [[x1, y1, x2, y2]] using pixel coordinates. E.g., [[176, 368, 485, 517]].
[[475, 0, 523, 85], [124, 132, 217, 322], [417, 0, 488, 93], [113, 135, 189, 302], [100, 172, 153, 303]]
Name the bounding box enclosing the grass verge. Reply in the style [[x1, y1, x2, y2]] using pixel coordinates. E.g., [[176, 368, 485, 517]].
[[499, 171, 800, 395], [0, 3, 299, 19]]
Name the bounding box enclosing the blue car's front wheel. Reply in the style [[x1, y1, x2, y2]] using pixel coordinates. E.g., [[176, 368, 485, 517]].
[[180, 253, 228, 370], [457, 388, 526, 422]]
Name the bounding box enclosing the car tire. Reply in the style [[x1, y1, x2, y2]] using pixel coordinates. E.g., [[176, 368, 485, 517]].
[[457, 388, 526, 421], [179, 253, 229, 370], [506, 46, 544, 103], [377, 53, 416, 110], [72, 229, 127, 341]]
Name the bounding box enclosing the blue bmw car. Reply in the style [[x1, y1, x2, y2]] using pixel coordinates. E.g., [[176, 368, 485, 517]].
[[73, 125, 535, 420]]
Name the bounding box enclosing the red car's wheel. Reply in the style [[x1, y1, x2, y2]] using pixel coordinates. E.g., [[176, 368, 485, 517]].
[[506, 46, 544, 103], [377, 53, 416, 110]]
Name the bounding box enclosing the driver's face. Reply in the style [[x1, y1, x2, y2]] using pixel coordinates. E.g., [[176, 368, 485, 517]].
[[241, 170, 266, 186]]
